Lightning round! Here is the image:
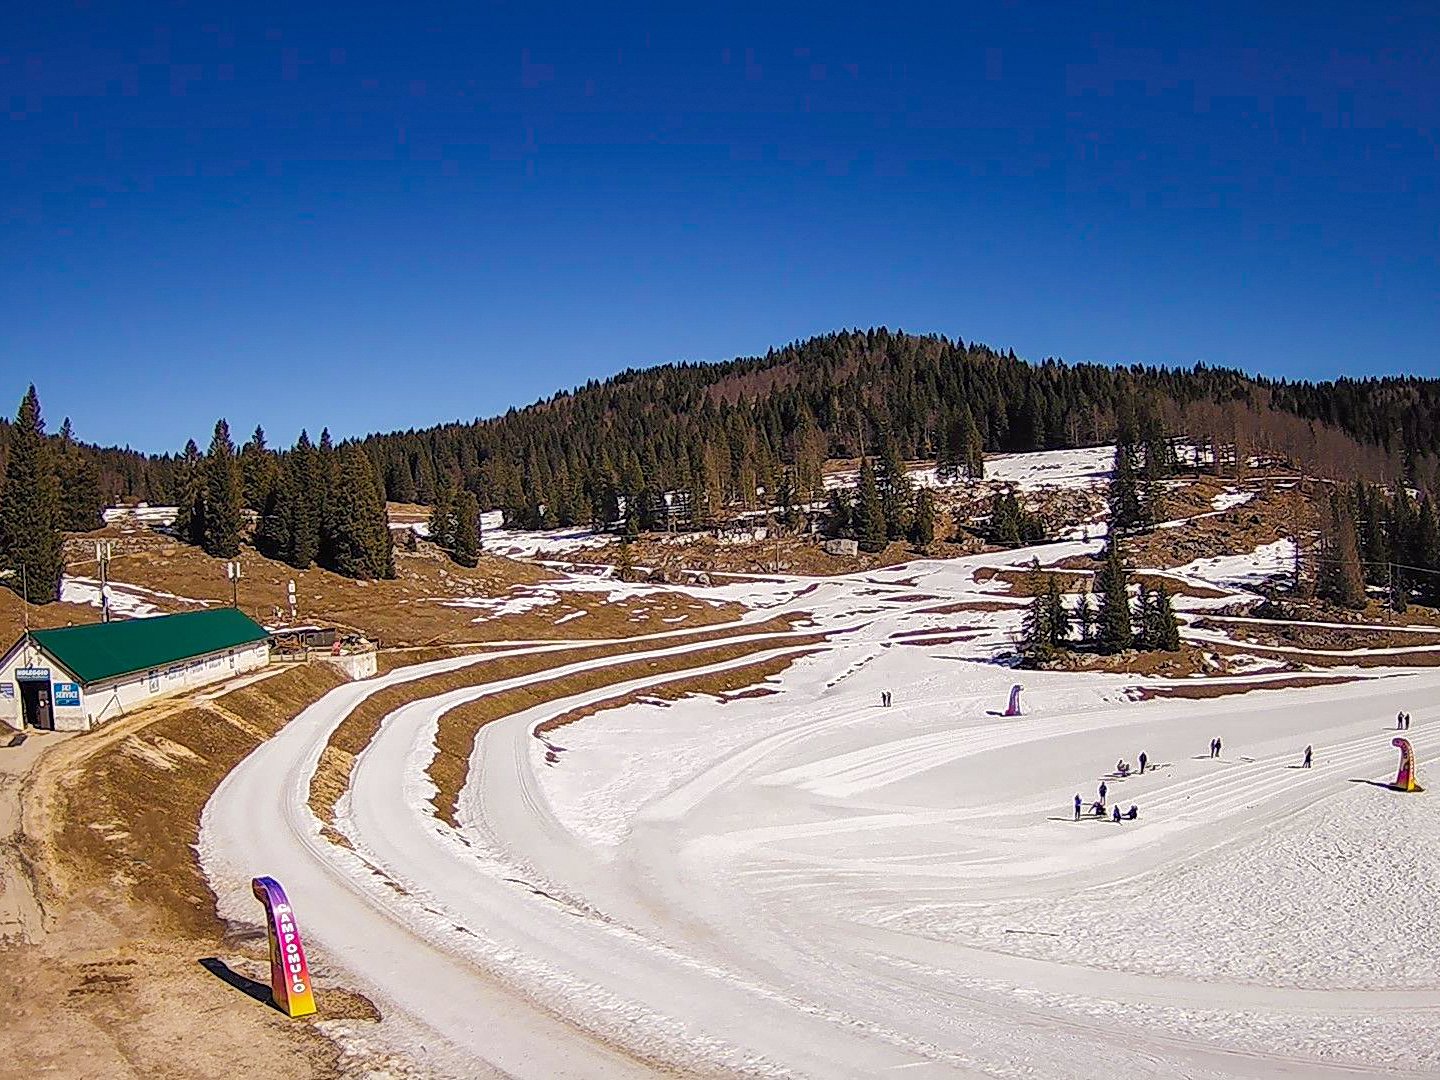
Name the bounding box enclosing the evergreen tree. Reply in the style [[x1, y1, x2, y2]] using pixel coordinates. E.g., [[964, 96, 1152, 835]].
[[1317, 491, 1366, 609], [1074, 591, 1095, 643], [55, 417, 105, 532], [1022, 586, 1056, 661], [428, 475, 457, 551], [910, 488, 936, 549], [0, 386, 64, 602], [289, 431, 322, 569], [203, 419, 244, 557], [452, 490, 481, 568], [1108, 444, 1146, 534], [615, 538, 635, 582], [1094, 542, 1133, 653], [990, 490, 1022, 546], [876, 438, 913, 539], [321, 445, 394, 579], [824, 488, 853, 539], [239, 425, 277, 512], [1151, 584, 1181, 651], [854, 458, 887, 553], [173, 439, 207, 546], [961, 406, 985, 479], [255, 460, 293, 561]]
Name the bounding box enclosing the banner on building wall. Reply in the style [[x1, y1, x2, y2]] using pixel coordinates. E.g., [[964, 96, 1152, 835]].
[[0, 683, 13, 699], [251, 876, 317, 1017], [53, 683, 80, 707]]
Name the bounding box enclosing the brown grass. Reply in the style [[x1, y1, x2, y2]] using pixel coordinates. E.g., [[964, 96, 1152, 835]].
[[308, 617, 806, 830], [1135, 675, 1369, 700], [6, 663, 375, 1080], [534, 651, 817, 736], [427, 635, 824, 826]]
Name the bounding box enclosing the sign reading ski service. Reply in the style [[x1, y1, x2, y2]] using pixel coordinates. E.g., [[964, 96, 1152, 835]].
[[53, 683, 81, 707], [251, 876, 317, 1017]]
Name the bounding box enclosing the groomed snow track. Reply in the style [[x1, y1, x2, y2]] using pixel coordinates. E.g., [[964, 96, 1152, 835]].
[[202, 543, 1440, 1079]]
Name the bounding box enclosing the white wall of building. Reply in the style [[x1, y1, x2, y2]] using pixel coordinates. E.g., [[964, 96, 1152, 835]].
[[0, 638, 270, 733]]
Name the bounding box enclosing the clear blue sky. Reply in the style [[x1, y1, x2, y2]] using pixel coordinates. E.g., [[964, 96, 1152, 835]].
[[4, 2, 1437, 453]]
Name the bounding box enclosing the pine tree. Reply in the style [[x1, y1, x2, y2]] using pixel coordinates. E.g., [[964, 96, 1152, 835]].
[[428, 475, 456, 551], [990, 490, 1022, 546], [1095, 542, 1133, 653], [173, 439, 207, 546], [854, 458, 887, 553], [321, 445, 394, 579], [1046, 575, 1070, 645], [910, 488, 936, 550], [203, 419, 244, 558], [615, 538, 635, 582], [55, 417, 105, 532], [824, 488, 853, 539], [962, 406, 985, 479], [288, 431, 322, 569], [452, 490, 481, 568], [1317, 491, 1366, 609], [876, 438, 913, 539], [1108, 444, 1145, 534], [255, 459, 294, 561], [239, 425, 277, 513], [1151, 584, 1181, 651], [0, 386, 65, 602], [1133, 583, 1154, 649], [1022, 587, 1056, 661], [1074, 591, 1095, 643]]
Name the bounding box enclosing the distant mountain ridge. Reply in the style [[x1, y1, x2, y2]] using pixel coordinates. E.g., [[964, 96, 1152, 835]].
[[13, 328, 1440, 519]]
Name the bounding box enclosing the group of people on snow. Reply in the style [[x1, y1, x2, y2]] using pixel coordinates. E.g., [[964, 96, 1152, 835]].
[[880, 690, 893, 708], [1074, 754, 1145, 823], [1397, 711, 1413, 731]]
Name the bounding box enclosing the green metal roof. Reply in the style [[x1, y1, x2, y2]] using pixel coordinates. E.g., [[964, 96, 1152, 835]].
[[27, 608, 270, 685]]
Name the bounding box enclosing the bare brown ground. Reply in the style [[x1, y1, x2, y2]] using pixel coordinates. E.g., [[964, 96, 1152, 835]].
[[308, 617, 805, 832], [534, 652, 818, 737], [12, 519, 746, 651], [1, 663, 377, 1080], [1195, 635, 1440, 669], [1134, 675, 1369, 700], [428, 635, 826, 827]]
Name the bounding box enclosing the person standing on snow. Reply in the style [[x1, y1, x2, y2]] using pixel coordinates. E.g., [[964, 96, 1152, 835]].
[[1215, 737, 1222, 758], [1098, 781, 1108, 804], [1074, 794, 1082, 821], [1399, 711, 1405, 730], [1138, 751, 1148, 774], [1303, 744, 1313, 768]]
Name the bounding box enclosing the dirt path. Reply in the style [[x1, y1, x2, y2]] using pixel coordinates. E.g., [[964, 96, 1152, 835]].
[[0, 665, 395, 1080]]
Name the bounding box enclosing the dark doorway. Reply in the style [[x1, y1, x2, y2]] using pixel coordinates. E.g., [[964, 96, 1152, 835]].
[[19, 682, 53, 730]]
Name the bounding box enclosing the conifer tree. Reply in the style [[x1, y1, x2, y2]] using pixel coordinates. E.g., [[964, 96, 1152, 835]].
[[1108, 444, 1145, 534], [428, 475, 456, 551], [1151, 584, 1181, 651], [615, 537, 635, 582], [854, 458, 887, 553], [289, 431, 322, 570], [876, 438, 913, 539], [824, 488, 853, 539], [173, 439, 207, 546], [990, 490, 1022, 546], [1094, 542, 1133, 653], [910, 488, 936, 550], [452, 490, 481, 568], [1074, 591, 1095, 643], [55, 418, 105, 532], [255, 462, 293, 562], [203, 419, 244, 557], [0, 386, 64, 602], [961, 406, 985, 479], [240, 425, 277, 512], [1133, 583, 1154, 649], [1317, 491, 1366, 609], [321, 445, 394, 579]]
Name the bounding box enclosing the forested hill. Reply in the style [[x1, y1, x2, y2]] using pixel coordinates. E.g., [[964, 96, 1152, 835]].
[[348, 328, 1438, 529], [13, 328, 1440, 527]]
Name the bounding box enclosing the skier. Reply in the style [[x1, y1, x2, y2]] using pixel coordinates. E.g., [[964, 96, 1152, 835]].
[[1399, 711, 1405, 730], [1138, 751, 1148, 774], [1099, 781, 1108, 802], [1303, 744, 1313, 769], [1074, 794, 1082, 821]]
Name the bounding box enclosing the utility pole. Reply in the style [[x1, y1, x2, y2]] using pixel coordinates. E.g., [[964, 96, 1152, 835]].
[[226, 561, 241, 608], [96, 541, 113, 622]]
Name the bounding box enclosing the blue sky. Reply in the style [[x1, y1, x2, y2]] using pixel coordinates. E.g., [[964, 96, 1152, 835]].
[[3, 2, 1437, 452]]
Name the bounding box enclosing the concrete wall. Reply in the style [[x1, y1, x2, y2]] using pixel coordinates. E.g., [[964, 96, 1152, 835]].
[[0, 638, 269, 732], [319, 650, 377, 681]]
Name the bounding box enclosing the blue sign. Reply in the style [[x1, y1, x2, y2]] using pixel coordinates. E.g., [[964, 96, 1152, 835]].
[[15, 667, 50, 682], [53, 683, 81, 707], [0, 683, 12, 699]]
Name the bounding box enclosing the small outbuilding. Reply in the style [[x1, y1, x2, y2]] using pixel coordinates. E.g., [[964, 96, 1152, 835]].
[[0, 608, 271, 732]]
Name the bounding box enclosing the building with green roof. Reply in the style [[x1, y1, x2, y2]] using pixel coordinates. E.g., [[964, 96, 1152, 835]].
[[0, 608, 271, 732]]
